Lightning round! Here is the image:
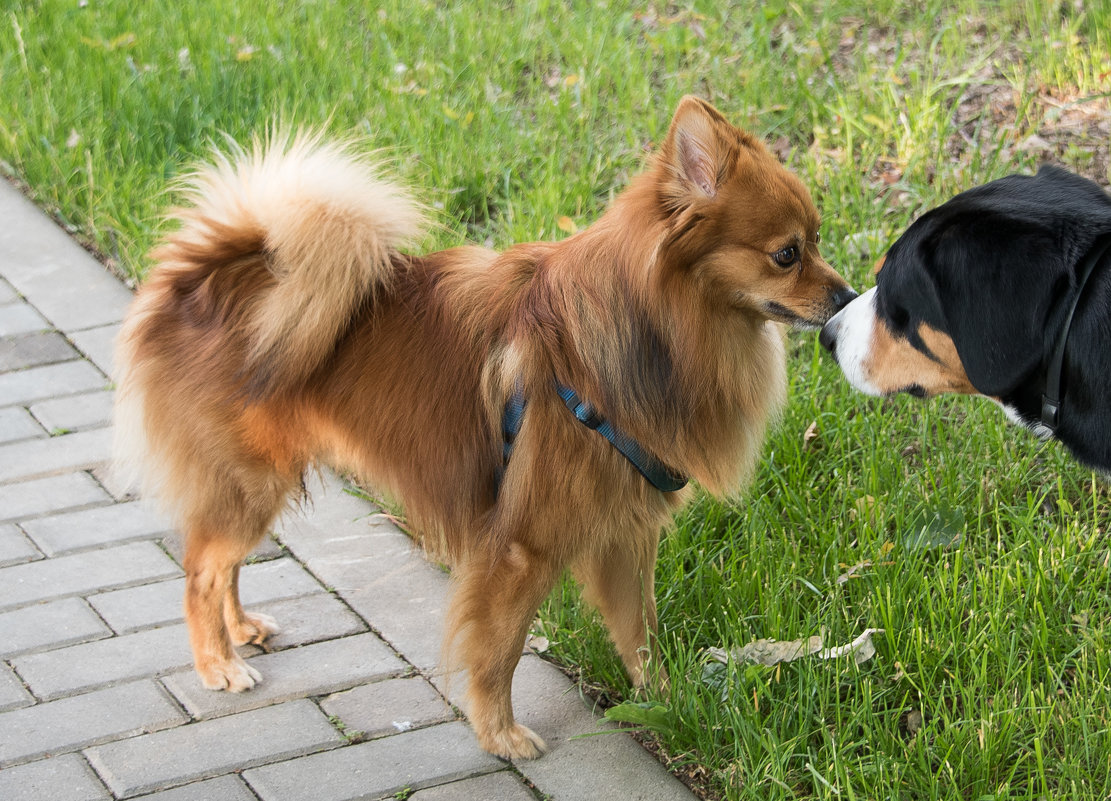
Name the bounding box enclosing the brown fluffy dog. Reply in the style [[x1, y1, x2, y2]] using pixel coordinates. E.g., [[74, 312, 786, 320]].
[[114, 97, 854, 759]]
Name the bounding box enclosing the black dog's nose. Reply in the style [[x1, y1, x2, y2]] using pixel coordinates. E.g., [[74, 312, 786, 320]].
[[831, 286, 858, 313]]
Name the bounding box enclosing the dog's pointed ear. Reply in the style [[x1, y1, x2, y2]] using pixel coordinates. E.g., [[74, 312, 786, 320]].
[[660, 96, 731, 202]]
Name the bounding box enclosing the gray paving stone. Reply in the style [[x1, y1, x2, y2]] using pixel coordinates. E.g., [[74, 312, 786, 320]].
[[0, 427, 113, 484], [0, 471, 110, 522], [0, 330, 79, 371], [13, 623, 194, 700], [90, 463, 135, 503], [0, 752, 111, 801], [0, 181, 133, 332], [22, 592, 362, 700], [0, 278, 17, 304], [0, 540, 180, 612], [0, 405, 45, 443], [22, 500, 173, 556], [0, 680, 187, 767], [164, 632, 404, 720], [0, 302, 50, 335], [509, 655, 695, 801], [321, 677, 455, 740], [0, 360, 105, 408], [0, 662, 32, 712], [0, 522, 41, 566], [66, 586, 359, 688], [259, 589, 368, 645], [340, 578, 447, 674], [243, 721, 502, 801], [410, 771, 536, 801], [84, 700, 343, 798], [89, 556, 325, 633], [0, 596, 111, 658], [69, 323, 120, 378], [276, 472, 449, 670], [131, 775, 258, 801], [29, 389, 114, 433]]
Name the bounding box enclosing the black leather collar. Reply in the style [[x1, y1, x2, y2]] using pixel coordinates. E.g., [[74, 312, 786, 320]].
[[1041, 233, 1111, 431]]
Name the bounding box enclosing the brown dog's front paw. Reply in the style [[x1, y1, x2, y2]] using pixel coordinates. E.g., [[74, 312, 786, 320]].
[[228, 611, 281, 647], [197, 655, 262, 692], [478, 722, 547, 761]]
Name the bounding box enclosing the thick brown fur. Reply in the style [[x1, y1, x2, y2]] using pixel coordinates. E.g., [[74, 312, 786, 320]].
[[114, 98, 853, 760]]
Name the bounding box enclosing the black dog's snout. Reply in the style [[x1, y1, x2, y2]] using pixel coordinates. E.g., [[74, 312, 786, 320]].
[[830, 286, 858, 313]]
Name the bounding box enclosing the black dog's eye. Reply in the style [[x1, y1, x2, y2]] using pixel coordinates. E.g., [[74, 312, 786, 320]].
[[772, 246, 799, 267]]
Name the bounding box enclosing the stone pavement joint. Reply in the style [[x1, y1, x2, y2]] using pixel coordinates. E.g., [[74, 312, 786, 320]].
[[0, 176, 699, 799]]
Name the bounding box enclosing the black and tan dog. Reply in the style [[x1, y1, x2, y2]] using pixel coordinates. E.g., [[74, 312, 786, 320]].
[[820, 165, 1111, 471]]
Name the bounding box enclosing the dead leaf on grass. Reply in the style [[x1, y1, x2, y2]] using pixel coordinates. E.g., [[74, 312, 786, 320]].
[[707, 627, 884, 668], [802, 420, 819, 450], [557, 215, 578, 234], [836, 560, 872, 584], [526, 634, 550, 653]]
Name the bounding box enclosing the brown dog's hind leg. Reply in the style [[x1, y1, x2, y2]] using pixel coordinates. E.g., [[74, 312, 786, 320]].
[[184, 528, 263, 692], [449, 541, 562, 760], [183, 481, 291, 693], [575, 535, 666, 690], [224, 562, 281, 647]]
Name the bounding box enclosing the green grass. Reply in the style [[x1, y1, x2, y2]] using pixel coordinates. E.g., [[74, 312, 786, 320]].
[[4, 1, 1111, 798]]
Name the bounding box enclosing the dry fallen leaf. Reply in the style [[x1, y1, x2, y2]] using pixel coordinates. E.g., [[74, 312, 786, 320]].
[[850, 494, 881, 526], [836, 560, 872, 584], [802, 420, 819, 450], [526, 634, 550, 653], [557, 216, 578, 234], [734, 634, 824, 666], [707, 627, 883, 668], [817, 628, 882, 664]]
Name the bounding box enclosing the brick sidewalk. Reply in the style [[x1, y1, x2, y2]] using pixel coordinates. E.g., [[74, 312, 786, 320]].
[[0, 179, 698, 801]]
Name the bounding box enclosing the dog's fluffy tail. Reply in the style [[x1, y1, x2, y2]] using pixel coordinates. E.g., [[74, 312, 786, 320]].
[[159, 131, 426, 395]]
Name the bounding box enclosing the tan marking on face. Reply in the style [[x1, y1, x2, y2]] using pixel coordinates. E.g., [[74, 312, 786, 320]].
[[863, 320, 976, 396]]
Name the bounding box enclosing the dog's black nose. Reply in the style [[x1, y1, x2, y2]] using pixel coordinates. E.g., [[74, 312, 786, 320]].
[[830, 286, 858, 313]]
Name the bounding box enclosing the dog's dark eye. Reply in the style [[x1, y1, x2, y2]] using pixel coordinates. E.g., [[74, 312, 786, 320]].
[[772, 246, 799, 267], [814, 231, 821, 244]]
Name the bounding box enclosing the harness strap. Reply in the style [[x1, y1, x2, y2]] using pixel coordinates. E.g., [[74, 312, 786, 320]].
[[555, 384, 688, 492], [496, 379, 528, 489], [496, 379, 688, 494]]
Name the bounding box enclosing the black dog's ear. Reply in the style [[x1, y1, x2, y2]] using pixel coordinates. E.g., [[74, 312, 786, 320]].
[[920, 223, 1063, 396], [882, 168, 1111, 397]]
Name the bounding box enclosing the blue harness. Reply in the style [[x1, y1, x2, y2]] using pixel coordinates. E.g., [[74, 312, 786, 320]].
[[499, 380, 688, 493]]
